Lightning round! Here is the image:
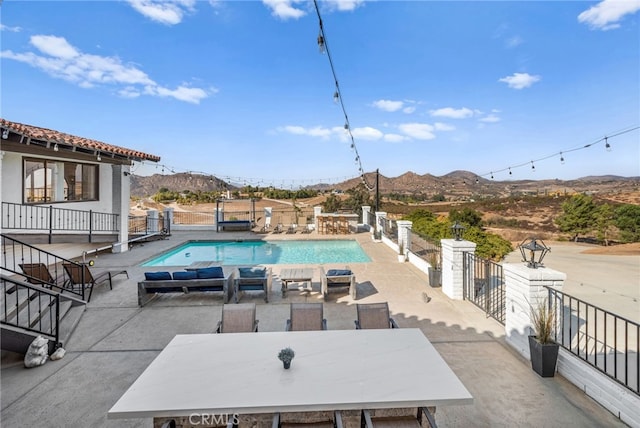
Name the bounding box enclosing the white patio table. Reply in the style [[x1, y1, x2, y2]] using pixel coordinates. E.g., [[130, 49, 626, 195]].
[[108, 328, 472, 420]]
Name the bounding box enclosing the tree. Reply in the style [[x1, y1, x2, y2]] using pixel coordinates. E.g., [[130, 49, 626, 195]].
[[449, 207, 483, 228], [342, 184, 373, 217], [322, 194, 341, 213], [555, 194, 597, 241], [614, 204, 640, 243], [595, 203, 614, 246]]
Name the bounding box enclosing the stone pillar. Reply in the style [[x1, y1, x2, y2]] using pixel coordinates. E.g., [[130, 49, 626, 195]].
[[361, 206, 371, 228], [441, 238, 476, 300], [313, 206, 322, 231], [374, 211, 387, 235], [112, 164, 130, 253], [146, 209, 159, 234], [396, 220, 412, 254], [163, 207, 174, 232], [504, 264, 565, 359]]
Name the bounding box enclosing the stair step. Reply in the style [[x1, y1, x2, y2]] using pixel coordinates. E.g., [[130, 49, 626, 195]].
[[57, 304, 86, 348], [7, 293, 59, 330]]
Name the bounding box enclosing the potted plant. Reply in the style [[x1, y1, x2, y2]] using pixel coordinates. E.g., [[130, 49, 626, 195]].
[[278, 347, 295, 369], [397, 243, 407, 262], [427, 251, 441, 287], [528, 297, 559, 377]]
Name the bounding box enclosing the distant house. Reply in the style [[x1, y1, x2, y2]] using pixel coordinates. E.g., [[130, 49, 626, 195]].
[[0, 118, 160, 251]]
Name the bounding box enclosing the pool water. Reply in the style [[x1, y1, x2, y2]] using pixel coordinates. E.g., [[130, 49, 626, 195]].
[[141, 240, 371, 266]]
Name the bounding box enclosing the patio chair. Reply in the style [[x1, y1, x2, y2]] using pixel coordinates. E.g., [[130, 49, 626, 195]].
[[216, 303, 259, 333], [62, 262, 129, 302], [234, 266, 272, 303], [273, 411, 343, 428], [286, 302, 327, 331], [19, 263, 65, 288], [355, 302, 399, 329], [360, 407, 437, 428], [320, 266, 357, 300], [261, 215, 272, 233]]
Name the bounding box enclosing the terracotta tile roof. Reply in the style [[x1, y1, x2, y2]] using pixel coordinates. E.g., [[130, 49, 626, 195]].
[[0, 118, 160, 162]]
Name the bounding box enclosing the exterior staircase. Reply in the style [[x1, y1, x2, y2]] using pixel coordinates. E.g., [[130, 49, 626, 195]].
[[1, 275, 86, 354]]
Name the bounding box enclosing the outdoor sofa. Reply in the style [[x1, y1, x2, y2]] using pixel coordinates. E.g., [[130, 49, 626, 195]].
[[138, 266, 234, 306]]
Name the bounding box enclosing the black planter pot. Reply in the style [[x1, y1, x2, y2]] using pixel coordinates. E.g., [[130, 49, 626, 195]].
[[283, 361, 291, 369], [428, 268, 441, 287], [528, 335, 559, 377]]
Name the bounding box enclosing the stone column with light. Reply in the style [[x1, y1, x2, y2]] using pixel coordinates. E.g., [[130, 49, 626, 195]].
[[441, 238, 476, 300], [146, 209, 159, 234], [112, 164, 130, 253], [362, 206, 371, 229], [396, 220, 412, 256], [375, 211, 387, 237]]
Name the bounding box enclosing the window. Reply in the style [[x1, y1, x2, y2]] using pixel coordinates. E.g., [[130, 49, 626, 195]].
[[24, 158, 98, 203]]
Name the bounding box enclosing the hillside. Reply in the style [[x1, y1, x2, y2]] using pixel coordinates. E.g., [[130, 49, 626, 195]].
[[131, 170, 639, 201]]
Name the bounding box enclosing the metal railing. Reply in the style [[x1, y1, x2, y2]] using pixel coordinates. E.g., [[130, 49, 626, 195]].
[[2, 201, 119, 243], [1, 275, 60, 347], [1, 234, 86, 300], [408, 230, 441, 267], [547, 287, 639, 395], [380, 217, 398, 243], [128, 213, 170, 236], [173, 211, 217, 225], [463, 252, 505, 325]]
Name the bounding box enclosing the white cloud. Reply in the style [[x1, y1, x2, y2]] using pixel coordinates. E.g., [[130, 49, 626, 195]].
[[402, 106, 416, 114], [434, 122, 455, 131], [262, 0, 307, 20], [479, 114, 501, 123], [324, 0, 365, 12], [278, 125, 335, 138], [1, 34, 210, 104], [1, 24, 22, 32], [578, 0, 640, 30], [127, 0, 196, 25], [506, 36, 523, 48], [429, 107, 473, 119], [398, 123, 436, 140], [372, 99, 404, 112], [383, 133, 408, 143], [352, 126, 383, 140], [498, 72, 541, 89]]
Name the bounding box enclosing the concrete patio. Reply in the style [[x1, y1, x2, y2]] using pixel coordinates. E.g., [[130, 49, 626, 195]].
[[0, 231, 629, 427]]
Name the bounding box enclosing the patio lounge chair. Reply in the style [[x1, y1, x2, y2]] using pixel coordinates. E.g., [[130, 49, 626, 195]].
[[62, 262, 129, 302], [355, 302, 399, 329], [19, 263, 65, 288], [360, 407, 437, 428], [286, 302, 327, 331], [320, 266, 356, 300], [216, 303, 259, 333], [234, 266, 272, 303], [273, 411, 343, 428]]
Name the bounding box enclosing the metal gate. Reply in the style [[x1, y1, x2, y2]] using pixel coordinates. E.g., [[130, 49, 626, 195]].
[[463, 252, 506, 325]]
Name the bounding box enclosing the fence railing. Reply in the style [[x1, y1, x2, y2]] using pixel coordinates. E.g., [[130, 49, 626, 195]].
[[2, 201, 119, 243], [380, 217, 398, 243], [547, 287, 639, 395], [408, 230, 441, 267], [1, 234, 87, 300], [128, 213, 170, 236], [1, 275, 61, 347], [463, 252, 506, 325]]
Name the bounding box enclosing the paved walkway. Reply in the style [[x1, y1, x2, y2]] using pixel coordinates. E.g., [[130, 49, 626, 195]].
[[0, 231, 629, 427]]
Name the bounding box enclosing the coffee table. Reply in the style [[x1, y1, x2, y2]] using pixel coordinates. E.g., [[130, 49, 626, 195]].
[[279, 268, 314, 297]]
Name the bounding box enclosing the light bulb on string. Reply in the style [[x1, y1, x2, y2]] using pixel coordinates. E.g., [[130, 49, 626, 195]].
[[490, 172, 494, 180], [509, 167, 512, 176], [605, 137, 611, 151], [333, 91, 339, 103], [560, 152, 565, 164], [531, 161, 535, 171], [317, 33, 325, 53]]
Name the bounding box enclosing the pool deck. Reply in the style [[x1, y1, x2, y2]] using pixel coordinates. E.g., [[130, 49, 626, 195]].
[[0, 230, 632, 427]]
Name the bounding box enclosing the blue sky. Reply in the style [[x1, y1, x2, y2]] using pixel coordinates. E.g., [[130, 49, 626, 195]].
[[2, 0, 639, 187]]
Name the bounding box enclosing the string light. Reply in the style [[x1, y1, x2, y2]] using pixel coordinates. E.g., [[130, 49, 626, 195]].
[[560, 152, 565, 164], [605, 137, 611, 151], [531, 161, 535, 171]]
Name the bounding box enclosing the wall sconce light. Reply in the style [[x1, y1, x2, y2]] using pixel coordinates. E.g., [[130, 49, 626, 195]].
[[96, 153, 102, 161], [451, 221, 465, 241], [123, 171, 130, 176], [518, 237, 550, 269], [1, 129, 8, 139], [53, 143, 59, 152]]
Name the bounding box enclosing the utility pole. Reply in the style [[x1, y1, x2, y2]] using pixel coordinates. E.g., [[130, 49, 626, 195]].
[[375, 168, 380, 212]]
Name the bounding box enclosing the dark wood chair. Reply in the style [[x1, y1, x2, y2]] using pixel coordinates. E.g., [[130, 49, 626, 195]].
[[62, 262, 128, 302]]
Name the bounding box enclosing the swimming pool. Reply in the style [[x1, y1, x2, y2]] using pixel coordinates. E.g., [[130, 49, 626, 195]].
[[141, 240, 371, 266]]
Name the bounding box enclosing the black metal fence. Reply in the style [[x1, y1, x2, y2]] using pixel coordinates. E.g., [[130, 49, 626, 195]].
[[1, 275, 60, 347], [547, 287, 639, 395], [380, 217, 398, 243], [1, 234, 87, 300], [128, 212, 170, 236], [2, 201, 119, 243], [462, 252, 506, 325], [409, 230, 441, 268]]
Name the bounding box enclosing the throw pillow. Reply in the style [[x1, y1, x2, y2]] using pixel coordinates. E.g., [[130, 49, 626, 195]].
[[144, 271, 172, 281]]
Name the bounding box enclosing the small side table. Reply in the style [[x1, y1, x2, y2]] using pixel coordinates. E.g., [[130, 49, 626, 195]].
[[279, 268, 314, 297]]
